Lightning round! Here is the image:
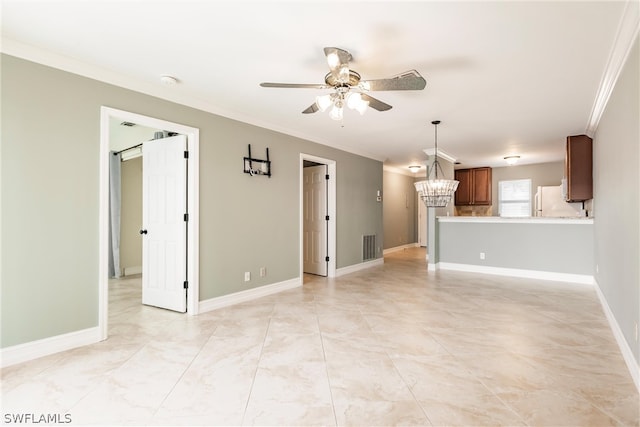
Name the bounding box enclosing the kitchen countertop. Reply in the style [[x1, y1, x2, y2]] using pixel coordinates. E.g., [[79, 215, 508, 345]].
[[437, 216, 593, 225]]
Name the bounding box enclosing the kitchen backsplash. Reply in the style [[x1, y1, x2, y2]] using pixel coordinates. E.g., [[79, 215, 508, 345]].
[[455, 205, 493, 216]]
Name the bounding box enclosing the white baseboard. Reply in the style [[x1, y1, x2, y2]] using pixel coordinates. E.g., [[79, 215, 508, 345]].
[[199, 277, 301, 313], [438, 262, 594, 285], [1, 327, 101, 368], [594, 279, 640, 392], [335, 258, 384, 277], [383, 243, 418, 255], [123, 265, 142, 276]]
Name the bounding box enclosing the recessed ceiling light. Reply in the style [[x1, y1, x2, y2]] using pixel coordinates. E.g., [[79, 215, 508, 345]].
[[160, 75, 178, 86]]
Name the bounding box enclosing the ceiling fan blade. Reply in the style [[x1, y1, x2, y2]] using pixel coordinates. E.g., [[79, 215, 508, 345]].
[[360, 70, 427, 91], [260, 82, 331, 89], [361, 94, 392, 111], [302, 103, 319, 114], [324, 47, 352, 84]]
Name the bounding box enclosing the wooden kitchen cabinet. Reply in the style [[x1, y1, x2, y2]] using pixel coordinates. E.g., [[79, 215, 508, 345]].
[[455, 167, 492, 206], [565, 135, 593, 202]]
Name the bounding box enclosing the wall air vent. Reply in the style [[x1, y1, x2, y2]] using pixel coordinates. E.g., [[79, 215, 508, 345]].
[[362, 234, 376, 261]]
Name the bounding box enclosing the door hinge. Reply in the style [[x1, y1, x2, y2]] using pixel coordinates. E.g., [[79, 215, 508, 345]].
[[325, 174, 330, 180], [325, 256, 330, 262], [183, 281, 188, 289], [184, 151, 189, 159], [325, 215, 330, 221], [184, 213, 189, 222]]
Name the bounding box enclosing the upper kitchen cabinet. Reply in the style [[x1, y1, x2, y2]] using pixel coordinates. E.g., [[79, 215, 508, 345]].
[[565, 135, 593, 202], [455, 167, 492, 206]]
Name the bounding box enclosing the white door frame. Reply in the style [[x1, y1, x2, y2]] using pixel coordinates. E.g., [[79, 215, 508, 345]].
[[300, 154, 336, 278], [99, 107, 200, 340]]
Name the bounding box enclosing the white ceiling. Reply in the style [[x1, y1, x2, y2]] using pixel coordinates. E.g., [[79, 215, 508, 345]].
[[2, 1, 634, 173]]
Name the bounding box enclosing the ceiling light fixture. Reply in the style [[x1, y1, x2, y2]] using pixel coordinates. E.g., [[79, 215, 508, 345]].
[[408, 165, 422, 173], [315, 89, 369, 121], [504, 155, 520, 165], [414, 120, 459, 207]]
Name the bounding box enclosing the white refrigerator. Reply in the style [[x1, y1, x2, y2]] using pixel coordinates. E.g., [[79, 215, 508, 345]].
[[534, 185, 583, 217]]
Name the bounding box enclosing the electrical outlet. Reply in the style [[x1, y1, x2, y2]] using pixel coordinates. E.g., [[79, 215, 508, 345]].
[[480, 252, 485, 260], [260, 267, 266, 277], [244, 271, 250, 282]]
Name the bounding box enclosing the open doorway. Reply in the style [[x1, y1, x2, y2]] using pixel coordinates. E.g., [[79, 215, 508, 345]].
[[300, 154, 336, 280], [303, 161, 328, 276], [109, 119, 156, 278], [99, 107, 200, 341], [418, 193, 427, 247]]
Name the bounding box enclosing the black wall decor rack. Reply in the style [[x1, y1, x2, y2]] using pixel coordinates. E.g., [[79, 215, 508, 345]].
[[243, 144, 271, 177]]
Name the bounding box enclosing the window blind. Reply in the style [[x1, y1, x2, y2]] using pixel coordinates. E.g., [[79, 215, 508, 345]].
[[499, 179, 531, 217]]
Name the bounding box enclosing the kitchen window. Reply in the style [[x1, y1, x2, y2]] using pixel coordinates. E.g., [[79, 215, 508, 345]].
[[499, 179, 531, 217]]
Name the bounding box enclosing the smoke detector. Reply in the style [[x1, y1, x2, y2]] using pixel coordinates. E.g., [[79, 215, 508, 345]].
[[160, 75, 178, 86]]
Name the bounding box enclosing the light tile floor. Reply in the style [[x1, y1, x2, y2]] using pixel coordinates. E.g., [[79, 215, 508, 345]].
[[2, 248, 638, 426]]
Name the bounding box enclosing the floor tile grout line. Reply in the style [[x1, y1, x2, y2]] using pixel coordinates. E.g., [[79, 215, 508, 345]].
[[358, 300, 436, 426], [64, 335, 154, 417], [149, 327, 218, 422], [384, 349, 435, 426], [314, 299, 338, 427], [240, 313, 273, 426]]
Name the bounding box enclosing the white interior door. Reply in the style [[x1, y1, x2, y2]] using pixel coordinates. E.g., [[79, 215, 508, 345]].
[[142, 135, 187, 312], [303, 165, 328, 276], [418, 196, 427, 247]]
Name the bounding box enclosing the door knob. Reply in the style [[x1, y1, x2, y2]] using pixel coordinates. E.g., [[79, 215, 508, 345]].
[[139, 229, 148, 235]]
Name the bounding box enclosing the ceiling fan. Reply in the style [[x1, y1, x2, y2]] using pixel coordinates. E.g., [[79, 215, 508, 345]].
[[260, 47, 427, 121]]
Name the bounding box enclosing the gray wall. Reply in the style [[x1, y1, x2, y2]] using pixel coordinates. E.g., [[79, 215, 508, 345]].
[[120, 156, 143, 274], [593, 36, 639, 363], [382, 170, 417, 249], [0, 54, 383, 348], [490, 161, 564, 216], [439, 221, 594, 275]]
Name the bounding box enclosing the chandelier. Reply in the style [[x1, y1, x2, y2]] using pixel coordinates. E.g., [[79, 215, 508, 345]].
[[414, 120, 459, 207], [315, 87, 370, 121]]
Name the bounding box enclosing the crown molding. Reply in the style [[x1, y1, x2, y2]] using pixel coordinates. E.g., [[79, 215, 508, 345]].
[[586, 0, 640, 136], [422, 148, 457, 164], [0, 38, 385, 163]]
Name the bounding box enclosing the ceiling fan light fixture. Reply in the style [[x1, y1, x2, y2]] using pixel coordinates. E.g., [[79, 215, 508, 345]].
[[356, 100, 369, 115], [346, 92, 361, 109], [326, 51, 340, 69], [260, 47, 426, 122], [346, 92, 369, 115], [329, 104, 343, 121], [315, 94, 333, 112], [338, 66, 350, 83]]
